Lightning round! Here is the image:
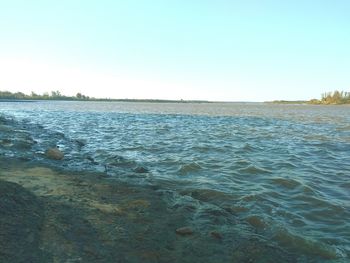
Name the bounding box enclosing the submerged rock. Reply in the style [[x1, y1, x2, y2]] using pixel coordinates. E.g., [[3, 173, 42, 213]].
[[45, 147, 64, 160], [175, 227, 193, 236]]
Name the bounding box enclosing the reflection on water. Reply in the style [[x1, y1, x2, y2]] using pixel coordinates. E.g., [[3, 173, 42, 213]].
[[1, 101, 350, 262]]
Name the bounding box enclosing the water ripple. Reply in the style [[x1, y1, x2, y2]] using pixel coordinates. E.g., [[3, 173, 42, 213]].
[[1, 101, 350, 262]]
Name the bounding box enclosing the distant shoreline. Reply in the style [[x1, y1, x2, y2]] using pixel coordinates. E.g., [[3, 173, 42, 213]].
[[266, 90, 350, 105], [0, 90, 213, 103], [265, 100, 350, 105], [264, 100, 308, 105], [0, 98, 211, 103], [0, 99, 37, 103], [2, 99, 350, 106], [1, 90, 349, 105]]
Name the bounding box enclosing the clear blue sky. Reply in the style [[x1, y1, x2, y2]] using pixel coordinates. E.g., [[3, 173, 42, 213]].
[[0, 0, 349, 101]]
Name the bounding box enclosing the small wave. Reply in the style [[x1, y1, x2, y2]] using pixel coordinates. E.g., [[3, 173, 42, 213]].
[[242, 143, 254, 151], [336, 125, 350, 131], [237, 143, 261, 153], [97, 154, 134, 168], [293, 195, 341, 211], [303, 134, 330, 141], [238, 165, 272, 175], [180, 188, 234, 203], [270, 177, 301, 189], [235, 159, 251, 166], [245, 215, 268, 230], [275, 161, 298, 169], [222, 204, 249, 214], [191, 145, 211, 153], [107, 155, 131, 166], [178, 162, 202, 175], [301, 185, 316, 195], [134, 166, 149, 173], [0, 124, 13, 132], [340, 181, 350, 189]]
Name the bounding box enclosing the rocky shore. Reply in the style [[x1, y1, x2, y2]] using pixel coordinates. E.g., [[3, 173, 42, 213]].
[[1, 114, 206, 262], [1, 158, 302, 263], [1, 113, 333, 262], [0, 158, 191, 262]]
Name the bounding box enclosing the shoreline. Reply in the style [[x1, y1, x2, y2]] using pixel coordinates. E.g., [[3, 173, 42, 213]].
[[0, 113, 197, 262], [0, 157, 340, 262], [0, 115, 293, 262], [0, 157, 194, 262], [0, 98, 212, 104], [0, 111, 345, 262]]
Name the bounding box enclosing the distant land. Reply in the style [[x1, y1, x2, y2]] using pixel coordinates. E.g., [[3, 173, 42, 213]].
[[265, 100, 307, 105], [0, 90, 210, 103], [1, 90, 349, 105], [267, 90, 350, 105]]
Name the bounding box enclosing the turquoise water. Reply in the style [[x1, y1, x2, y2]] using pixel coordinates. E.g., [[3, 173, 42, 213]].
[[1, 101, 350, 262]]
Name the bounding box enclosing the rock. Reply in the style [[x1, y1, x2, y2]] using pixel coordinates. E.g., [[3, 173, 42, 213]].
[[175, 227, 193, 236], [45, 147, 64, 160]]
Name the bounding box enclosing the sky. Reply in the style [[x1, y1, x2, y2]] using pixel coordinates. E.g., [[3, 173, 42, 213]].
[[0, 0, 349, 101]]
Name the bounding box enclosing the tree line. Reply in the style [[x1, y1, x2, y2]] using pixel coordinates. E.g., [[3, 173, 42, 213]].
[[309, 90, 350, 105], [0, 90, 91, 101], [0, 90, 209, 103]]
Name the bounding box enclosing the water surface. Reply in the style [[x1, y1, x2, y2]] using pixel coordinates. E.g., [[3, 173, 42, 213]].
[[1, 101, 349, 262]]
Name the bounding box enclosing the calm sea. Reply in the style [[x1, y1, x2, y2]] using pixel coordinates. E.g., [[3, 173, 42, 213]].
[[1, 101, 349, 262]]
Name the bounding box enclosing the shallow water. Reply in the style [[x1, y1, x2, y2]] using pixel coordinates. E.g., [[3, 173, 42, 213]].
[[1, 101, 350, 262]]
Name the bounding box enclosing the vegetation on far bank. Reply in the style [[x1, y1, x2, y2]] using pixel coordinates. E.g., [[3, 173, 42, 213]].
[[2, 89, 349, 105], [0, 90, 91, 101], [267, 90, 350, 105], [0, 90, 209, 103], [308, 90, 350, 105], [266, 100, 307, 105]]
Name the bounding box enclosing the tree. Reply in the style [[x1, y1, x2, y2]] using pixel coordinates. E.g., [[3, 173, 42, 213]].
[[51, 90, 61, 98]]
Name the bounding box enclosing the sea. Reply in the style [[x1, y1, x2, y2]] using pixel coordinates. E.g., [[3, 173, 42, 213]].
[[1, 100, 349, 262]]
